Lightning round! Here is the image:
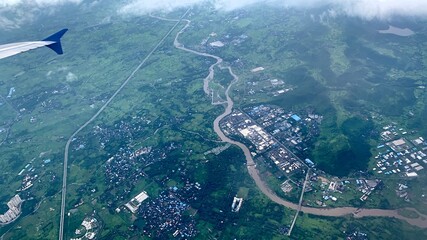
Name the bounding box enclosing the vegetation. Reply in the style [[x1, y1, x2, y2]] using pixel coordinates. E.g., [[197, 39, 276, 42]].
[[0, 1, 427, 239]]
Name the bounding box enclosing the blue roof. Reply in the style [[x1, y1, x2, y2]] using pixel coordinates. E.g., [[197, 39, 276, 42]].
[[291, 114, 301, 121], [305, 159, 314, 165]]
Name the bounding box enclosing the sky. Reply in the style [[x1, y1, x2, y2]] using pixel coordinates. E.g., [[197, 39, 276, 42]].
[[1, 0, 427, 29]]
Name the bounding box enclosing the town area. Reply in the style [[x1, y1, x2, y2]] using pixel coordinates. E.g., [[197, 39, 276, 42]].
[[374, 125, 427, 178], [220, 104, 322, 184], [220, 104, 427, 210]]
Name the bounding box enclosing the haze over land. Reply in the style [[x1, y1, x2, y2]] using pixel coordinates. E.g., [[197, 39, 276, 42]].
[[2, 0, 427, 30], [119, 0, 427, 20]]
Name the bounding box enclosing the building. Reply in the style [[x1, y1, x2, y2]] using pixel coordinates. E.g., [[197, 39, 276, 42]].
[[125, 191, 149, 213], [291, 114, 301, 122], [305, 158, 315, 167], [0, 195, 23, 224], [231, 197, 243, 212]]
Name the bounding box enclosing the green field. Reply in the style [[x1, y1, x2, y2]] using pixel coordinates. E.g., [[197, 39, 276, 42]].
[[1, 1, 427, 239]]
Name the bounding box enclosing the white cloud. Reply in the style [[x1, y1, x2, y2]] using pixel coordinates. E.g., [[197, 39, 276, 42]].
[[0, 0, 83, 30], [283, 0, 427, 20], [0, 0, 83, 7], [118, 0, 204, 15], [2, 0, 427, 30], [118, 0, 427, 20], [0, 15, 20, 29], [341, 0, 427, 19], [118, 0, 272, 14], [66, 72, 78, 82], [213, 0, 269, 11], [0, 0, 21, 7]]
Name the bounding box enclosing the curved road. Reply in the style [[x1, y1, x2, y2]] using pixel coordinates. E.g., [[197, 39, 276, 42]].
[[162, 13, 427, 229], [58, 10, 191, 240]]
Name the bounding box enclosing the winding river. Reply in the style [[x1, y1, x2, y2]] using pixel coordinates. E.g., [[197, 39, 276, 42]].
[[155, 13, 427, 229]]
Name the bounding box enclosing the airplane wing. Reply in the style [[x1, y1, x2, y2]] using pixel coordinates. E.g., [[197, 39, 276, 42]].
[[0, 28, 68, 60]]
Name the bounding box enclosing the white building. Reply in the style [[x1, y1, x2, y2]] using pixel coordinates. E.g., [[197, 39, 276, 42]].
[[125, 191, 149, 213]]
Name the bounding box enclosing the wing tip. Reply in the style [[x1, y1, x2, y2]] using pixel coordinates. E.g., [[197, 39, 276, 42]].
[[43, 28, 68, 55]]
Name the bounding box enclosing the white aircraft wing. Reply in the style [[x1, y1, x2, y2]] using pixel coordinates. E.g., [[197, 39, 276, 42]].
[[0, 28, 68, 60], [0, 41, 55, 60]]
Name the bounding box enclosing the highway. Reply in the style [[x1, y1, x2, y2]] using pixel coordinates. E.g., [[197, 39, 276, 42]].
[[288, 169, 310, 236], [58, 9, 190, 240]]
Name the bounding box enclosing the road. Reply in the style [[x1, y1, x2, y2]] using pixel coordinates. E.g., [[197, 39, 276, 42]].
[[58, 10, 190, 240], [288, 169, 310, 236]]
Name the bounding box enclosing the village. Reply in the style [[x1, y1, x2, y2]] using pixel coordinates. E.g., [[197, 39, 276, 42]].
[[374, 125, 427, 178], [134, 189, 199, 239]]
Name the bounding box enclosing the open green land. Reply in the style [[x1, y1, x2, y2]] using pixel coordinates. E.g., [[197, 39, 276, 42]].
[[1, 1, 427, 239]]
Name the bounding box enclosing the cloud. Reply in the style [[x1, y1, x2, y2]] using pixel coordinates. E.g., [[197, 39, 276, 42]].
[[118, 0, 427, 20], [118, 0, 204, 15], [118, 0, 272, 14], [0, 15, 20, 29], [0, 0, 83, 7], [355, 0, 427, 20], [0, 0, 83, 30], [66, 72, 78, 82], [283, 0, 427, 20], [213, 0, 269, 11], [2, 0, 427, 30]]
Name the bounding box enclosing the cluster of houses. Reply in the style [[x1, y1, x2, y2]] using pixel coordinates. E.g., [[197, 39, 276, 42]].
[[396, 183, 410, 202], [374, 125, 427, 178], [137, 188, 199, 239], [356, 179, 381, 202], [267, 147, 304, 175], [103, 142, 178, 205], [70, 216, 99, 240], [316, 178, 344, 205], [200, 30, 249, 51], [346, 230, 368, 240], [18, 174, 34, 192]]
